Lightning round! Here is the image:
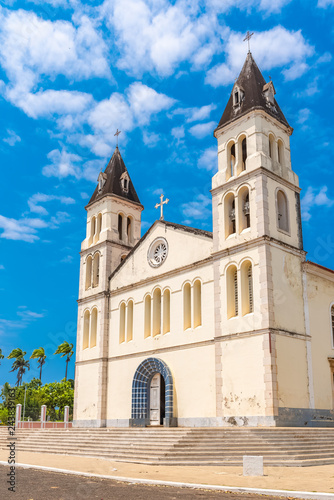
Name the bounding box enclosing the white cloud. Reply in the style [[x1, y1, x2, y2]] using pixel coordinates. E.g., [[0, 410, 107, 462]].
[[142, 130, 160, 147], [127, 82, 175, 125], [283, 62, 309, 81], [295, 78, 319, 98], [0, 215, 47, 242], [0, 265, 4, 270], [3, 129, 21, 146], [0, 8, 109, 111], [102, 0, 217, 77], [206, 26, 313, 87], [301, 186, 334, 221], [318, 0, 334, 7], [171, 125, 185, 141], [189, 121, 216, 139], [172, 103, 217, 123], [86, 83, 175, 156], [42, 148, 82, 179], [61, 255, 74, 263], [182, 193, 211, 220], [205, 0, 292, 14], [13, 90, 93, 119], [197, 146, 217, 171], [88, 92, 133, 138], [0, 306, 45, 334], [297, 108, 311, 125], [17, 306, 45, 320], [186, 104, 217, 123], [28, 193, 75, 215]]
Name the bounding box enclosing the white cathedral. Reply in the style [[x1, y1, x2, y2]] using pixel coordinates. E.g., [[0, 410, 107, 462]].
[[73, 53, 334, 428]]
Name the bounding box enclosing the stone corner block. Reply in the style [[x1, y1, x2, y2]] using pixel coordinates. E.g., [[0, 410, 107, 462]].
[[243, 455, 264, 476]]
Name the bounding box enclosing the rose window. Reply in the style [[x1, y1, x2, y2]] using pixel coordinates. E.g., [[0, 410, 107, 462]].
[[148, 238, 169, 268]]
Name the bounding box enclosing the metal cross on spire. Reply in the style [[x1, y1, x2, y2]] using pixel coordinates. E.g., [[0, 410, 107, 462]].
[[243, 31, 254, 53], [155, 194, 169, 220], [114, 129, 121, 148]]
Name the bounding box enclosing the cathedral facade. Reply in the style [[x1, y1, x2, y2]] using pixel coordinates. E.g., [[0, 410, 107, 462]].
[[73, 53, 334, 428]]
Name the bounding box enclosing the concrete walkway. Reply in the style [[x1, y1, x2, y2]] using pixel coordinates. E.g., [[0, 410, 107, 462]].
[[1, 449, 334, 497]]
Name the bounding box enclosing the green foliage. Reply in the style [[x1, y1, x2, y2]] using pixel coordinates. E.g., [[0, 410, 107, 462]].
[[0, 348, 4, 366], [0, 378, 74, 422], [36, 379, 74, 420], [30, 347, 46, 382], [54, 342, 74, 381], [54, 342, 74, 359], [0, 406, 8, 425], [9, 356, 30, 386], [7, 348, 26, 359]]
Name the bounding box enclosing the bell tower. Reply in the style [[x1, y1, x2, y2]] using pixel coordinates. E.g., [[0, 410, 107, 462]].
[[211, 53, 308, 426], [73, 147, 143, 427]]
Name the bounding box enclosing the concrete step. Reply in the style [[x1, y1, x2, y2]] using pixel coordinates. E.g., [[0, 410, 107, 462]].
[[2, 427, 334, 467]]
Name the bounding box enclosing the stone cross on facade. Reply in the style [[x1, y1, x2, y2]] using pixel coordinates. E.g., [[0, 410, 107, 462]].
[[155, 194, 169, 220], [114, 129, 121, 147], [243, 31, 254, 53]]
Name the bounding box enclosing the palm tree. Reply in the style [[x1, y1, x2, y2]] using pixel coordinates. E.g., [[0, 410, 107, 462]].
[[9, 356, 30, 386], [0, 349, 4, 366], [30, 348, 46, 382], [54, 342, 74, 381], [7, 348, 26, 360]]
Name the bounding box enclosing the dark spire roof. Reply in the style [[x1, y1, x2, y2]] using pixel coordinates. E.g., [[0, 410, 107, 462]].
[[88, 147, 141, 206], [215, 52, 290, 132]]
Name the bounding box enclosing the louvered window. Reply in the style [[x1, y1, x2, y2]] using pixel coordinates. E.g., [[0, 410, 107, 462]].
[[248, 265, 253, 313], [234, 269, 238, 316]]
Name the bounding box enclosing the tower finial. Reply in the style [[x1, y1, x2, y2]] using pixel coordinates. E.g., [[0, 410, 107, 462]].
[[155, 193, 169, 220], [114, 128, 121, 148], [243, 31, 254, 53]]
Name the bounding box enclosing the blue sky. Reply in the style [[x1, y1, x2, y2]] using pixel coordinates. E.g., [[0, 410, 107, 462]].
[[0, 0, 333, 386]]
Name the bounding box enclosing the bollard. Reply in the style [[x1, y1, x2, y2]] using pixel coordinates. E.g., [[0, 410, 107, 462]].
[[40, 405, 47, 429], [15, 404, 22, 429], [64, 406, 69, 429]]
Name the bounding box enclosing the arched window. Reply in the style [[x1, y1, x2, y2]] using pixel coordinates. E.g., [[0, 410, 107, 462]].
[[83, 310, 90, 349], [277, 140, 284, 166], [331, 305, 334, 346], [183, 283, 191, 330], [277, 190, 289, 232], [93, 253, 100, 287], [238, 187, 250, 232], [127, 217, 133, 244], [230, 143, 236, 178], [127, 300, 133, 342], [85, 256, 92, 290], [225, 193, 236, 238], [163, 289, 170, 334], [94, 213, 102, 243], [88, 216, 96, 246], [118, 214, 123, 241], [119, 302, 126, 343], [269, 134, 275, 160], [153, 288, 161, 337], [227, 265, 238, 319], [241, 261, 253, 315], [193, 280, 202, 328], [144, 295, 151, 338], [90, 308, 97, 348], [242, 138, 247, 171]]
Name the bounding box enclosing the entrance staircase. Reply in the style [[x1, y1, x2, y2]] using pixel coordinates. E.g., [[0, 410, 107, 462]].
[[1, 427, 334, 466]]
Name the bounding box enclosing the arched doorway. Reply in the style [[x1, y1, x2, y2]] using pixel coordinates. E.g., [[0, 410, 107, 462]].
[[130, 358, 176, 427]]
